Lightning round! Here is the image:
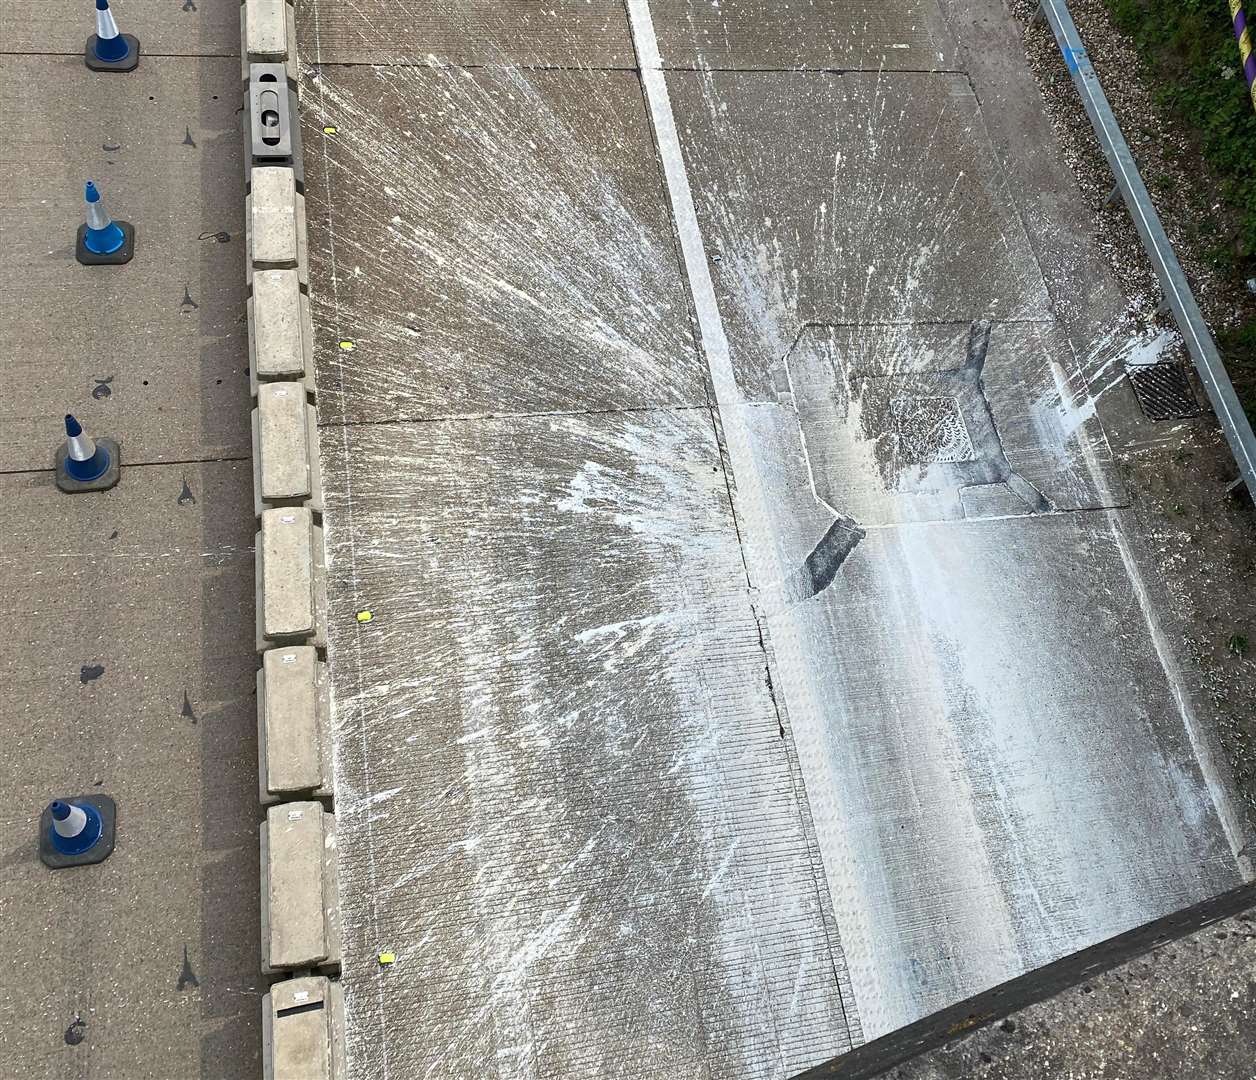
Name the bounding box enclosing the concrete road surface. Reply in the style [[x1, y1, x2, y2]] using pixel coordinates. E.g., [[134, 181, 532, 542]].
[[294, 1, 1254, 1077]]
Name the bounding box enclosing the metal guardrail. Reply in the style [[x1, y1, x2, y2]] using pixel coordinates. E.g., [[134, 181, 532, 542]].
[[1033, 0, 1256, 498]]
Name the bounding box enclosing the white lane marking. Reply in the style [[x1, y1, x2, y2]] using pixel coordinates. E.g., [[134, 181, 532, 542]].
[[626, 0, 878, 1047], [624, 0, 783, 591]]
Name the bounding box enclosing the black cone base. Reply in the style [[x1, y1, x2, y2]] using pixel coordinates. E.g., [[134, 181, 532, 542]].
[[76, 221, 135, 266], [85, 34, 140, 72]]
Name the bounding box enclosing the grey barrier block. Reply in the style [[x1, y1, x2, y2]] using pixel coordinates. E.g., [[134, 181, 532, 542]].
[[255, 507, 327, 651], [248, 64, 294, 161], [245, 187, 308, 289], [262, 976, 346, 1080], [249, 269, 308, 391], [260, 802, 340, 973], [241, 73, 304, 181], [241, 4, 297, 83], [251, 382, 323, 516], [248, 166, 300, 272], [257, 647, 333, 804], [244, 0, 288, 62], [301, 290, 315, 383], [286, 0, 299, 81]]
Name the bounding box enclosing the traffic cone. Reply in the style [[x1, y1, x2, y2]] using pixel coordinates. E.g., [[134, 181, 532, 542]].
[[40, 796, 117, 869], [85, 0, 140, 72], [55, 414, 121, 493], [76, 181, 134, 265]]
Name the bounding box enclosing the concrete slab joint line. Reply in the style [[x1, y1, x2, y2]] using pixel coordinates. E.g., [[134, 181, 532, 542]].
[[260, 802, 341, 973], [258, 647, 334, 803], [263, 976, 347, 1080]]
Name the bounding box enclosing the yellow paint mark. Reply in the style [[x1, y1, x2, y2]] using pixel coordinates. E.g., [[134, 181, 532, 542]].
[[378, 952, 395, 965], [356, 609, 374, 624], [323, 125, 339, 135], [338, 340, 355, 351]]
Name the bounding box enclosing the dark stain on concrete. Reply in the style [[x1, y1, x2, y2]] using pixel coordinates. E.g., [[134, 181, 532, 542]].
[[177, 944, 199, 991], [181, 690, 197, 724], [80, 664, 105, 685], [64, 1016, 85, 1046], [804, 517, 867, 598]]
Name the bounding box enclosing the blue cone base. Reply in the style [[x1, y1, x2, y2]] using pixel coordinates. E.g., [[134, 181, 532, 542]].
[[84, 222, 126, 256], [50, 803, 104, 855], [55, 437, 121, 493], [76, 220, 134, 266], [40, 795, 117, 869], [65, 447, 112, 482], [85, 34, 140, 72]]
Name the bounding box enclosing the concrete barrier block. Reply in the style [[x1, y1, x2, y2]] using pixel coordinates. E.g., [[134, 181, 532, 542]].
[[300, 290, 315, 384], [262, 976, 346, 1080], [252, 384, 323, 516], [249, 167, 299, 269], [285, 0, 299, 82], [255, 507, 326, 651], [249, 269, 305, 390], [241, 71, 304, 180], [260, 802, 340, 973], [244, 0, 288, 62], [257, 647, 333, 804]]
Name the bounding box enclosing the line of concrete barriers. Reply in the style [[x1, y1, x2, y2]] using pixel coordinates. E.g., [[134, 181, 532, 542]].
[[241, 2, 347, 1078]]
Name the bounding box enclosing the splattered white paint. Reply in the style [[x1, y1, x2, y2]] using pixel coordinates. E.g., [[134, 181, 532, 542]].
[[299, 0, 1252, 1076]]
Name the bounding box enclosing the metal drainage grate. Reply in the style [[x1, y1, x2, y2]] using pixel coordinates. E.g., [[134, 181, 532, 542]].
[[1126, 361, 1202, 422], [891, 395, 976, 464]]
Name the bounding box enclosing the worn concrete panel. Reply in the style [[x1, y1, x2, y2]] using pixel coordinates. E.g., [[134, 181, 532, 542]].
[[318, 410, 857, 1079], [712, 396, 1246, 1037], [667, 70, 1053, 401], [0, 55, 249, 471], [783, 320, 1124, 526], [771, 508, 1244, 1037], [6, 0, 240, 57], [0, 461, 260, 1078], [651, 0, 958, 72], [294, 0, 634, 66], [299, 64, 706, 425]]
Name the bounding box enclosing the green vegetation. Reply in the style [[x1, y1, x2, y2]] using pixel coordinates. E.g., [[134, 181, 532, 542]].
[[1104, 0, 1256, 418]]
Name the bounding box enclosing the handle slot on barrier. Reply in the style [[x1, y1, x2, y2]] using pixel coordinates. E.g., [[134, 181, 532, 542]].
[[249, 63, 293, 159]]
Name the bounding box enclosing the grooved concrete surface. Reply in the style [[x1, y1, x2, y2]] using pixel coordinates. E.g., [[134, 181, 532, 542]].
[[0, 11, 261, 1080], [297, 1, 1253, 1078]]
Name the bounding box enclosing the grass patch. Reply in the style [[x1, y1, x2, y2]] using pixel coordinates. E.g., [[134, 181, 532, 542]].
[[1103, 0, 1256, 419]]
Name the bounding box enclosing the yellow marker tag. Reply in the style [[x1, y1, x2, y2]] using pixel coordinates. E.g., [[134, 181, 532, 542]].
[[378, 952, 395, 965], [338, 340, 355, 351], [323, 126, 339, 135], [356, 610, 374, 623]]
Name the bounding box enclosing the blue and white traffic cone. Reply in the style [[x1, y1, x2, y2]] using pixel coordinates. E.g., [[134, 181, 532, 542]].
[[76, 181, 134, 265], [85, 0, 140, 72], [40, 796, 117, 868], [55, 414, 121, 493]]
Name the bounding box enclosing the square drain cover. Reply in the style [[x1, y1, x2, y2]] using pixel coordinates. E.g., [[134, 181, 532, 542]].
[[891, 395, 975, 464], [1127, 361, 1201, 421]]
